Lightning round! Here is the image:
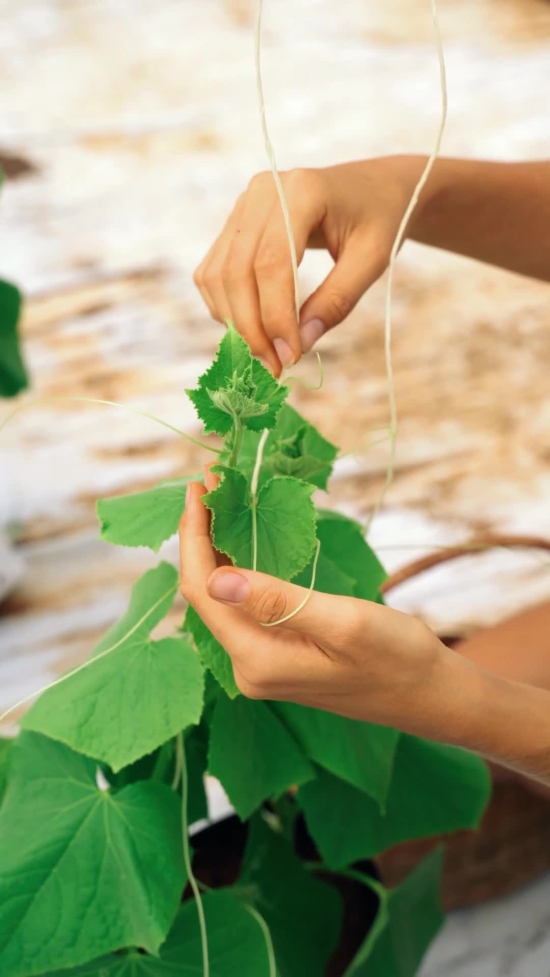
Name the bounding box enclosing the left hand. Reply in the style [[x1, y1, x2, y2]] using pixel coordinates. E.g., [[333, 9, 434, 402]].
[[179, 475, 458, 738]]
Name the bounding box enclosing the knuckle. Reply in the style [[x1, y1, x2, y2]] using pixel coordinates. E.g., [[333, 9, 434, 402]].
[[192, 265, 204, 288], [251, 586, 289, 625], [222, 254, 248, 285], [235, 672, 266, 700], [253, 248, 284, 276], [327, 289, 354, 321], [179, 573, 195, 605]]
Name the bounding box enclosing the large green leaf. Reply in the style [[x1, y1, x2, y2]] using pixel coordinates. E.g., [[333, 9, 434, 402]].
[[314, 510, 387, 600], [187, 325, 288, 436], [22, 563, 205, 771], [205, 466, 317, 580], [0, 737, 12, 805], [0, 732, 186, 977], [239, 404, 338, 490], [344, 851, 444, 976], [208, 693, 315, 819], [97, 476, 196, 552], [298, 735, 491, 868], [184, 604, 240, 699], [0, 279, 27, 398], [240, 814, 342, 977], [42, 890, 273, 977], [272, 702, 399, 808]]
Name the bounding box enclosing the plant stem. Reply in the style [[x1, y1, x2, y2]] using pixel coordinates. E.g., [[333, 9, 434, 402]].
[[250, 429, 269, 571], [244, 904, 277, 977], [177, 732, 210, 977], [228, 417, 244, 469]]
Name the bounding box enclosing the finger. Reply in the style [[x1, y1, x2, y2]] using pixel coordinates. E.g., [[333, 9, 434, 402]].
[[206, 564, 360, 641], [179, 481, 218, 586], [204, 464, 220, 494], [194, 200, 246, 324], [298, 231, 388, 352]]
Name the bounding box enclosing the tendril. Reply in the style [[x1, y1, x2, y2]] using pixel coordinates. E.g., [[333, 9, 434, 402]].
[[261, 539, 321, 628]]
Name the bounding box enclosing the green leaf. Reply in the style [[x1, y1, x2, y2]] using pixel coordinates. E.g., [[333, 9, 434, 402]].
[[42, 890, 273, 977], [344, 851, 444, 976], [0, 737, 13, 805], [205, 467, 317, 579], [239, 404, 338, 490], [240, 814, 342, 977], [315, 510, 387, 600], [0, 732, 185, 977], [0, 280, 27, 398], [22, 563, 205, 771], [208, 693, 315, 819], [184, 604, 240, 699], [272, 702, 399, 808], [298, 736, 491, 868], [97, 476, 196, 552], [187, 325, 288, 435]]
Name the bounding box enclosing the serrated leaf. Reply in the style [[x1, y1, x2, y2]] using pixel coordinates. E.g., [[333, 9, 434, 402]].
[[315, 510, 388, 600], [187, 325, 288, 435], [208, 693, 315, 819], [0, 280, 28, 398], [43, 890, 273, 977], [0, 737, 12, 805], [272, 702, 399, 807], [344, 851, 444, 977], [0, 732, 185, 977], [205, 467, 317, 580], [239, 404, 338, 490], [22, 563, 205, 771], [240, 814, 342, 977], [97, 476, 196, 552], [298, 735, 491, 868], [184, 604, 240, 698]]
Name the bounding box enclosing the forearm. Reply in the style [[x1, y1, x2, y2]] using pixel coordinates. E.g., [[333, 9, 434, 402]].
[[408, 156, 550, 282], [430, 650, 550, 788]]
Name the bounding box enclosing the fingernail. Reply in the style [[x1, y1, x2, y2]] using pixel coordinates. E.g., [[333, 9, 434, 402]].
[[208, 570, 250, 604], [273, 338, 295, 367], [300, 318, 325, 353]]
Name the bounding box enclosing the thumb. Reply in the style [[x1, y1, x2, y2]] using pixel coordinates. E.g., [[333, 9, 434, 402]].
[[299, 233, 387, 352], [206, 565, 347, 634]]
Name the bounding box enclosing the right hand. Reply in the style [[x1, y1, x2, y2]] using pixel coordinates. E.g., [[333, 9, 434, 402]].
[[193, 155, 430, 374]]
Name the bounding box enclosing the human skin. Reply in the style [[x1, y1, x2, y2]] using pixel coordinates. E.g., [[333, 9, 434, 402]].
[[188, 156, 550, 788], [179, 478, 550, 789], [193, 157, 550, 373]]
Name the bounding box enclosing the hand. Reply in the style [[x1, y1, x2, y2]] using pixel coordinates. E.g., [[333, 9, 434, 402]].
[[179, 477, 458, 738], [193, 156, 430, 374]]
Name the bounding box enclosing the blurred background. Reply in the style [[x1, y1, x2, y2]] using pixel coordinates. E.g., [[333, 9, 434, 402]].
[[1, 1, 550, 973]]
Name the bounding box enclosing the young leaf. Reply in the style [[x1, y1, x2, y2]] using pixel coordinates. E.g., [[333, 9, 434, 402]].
[[0, 737, 12, 805], [97, 476, 196, 552], [0, 732, 185, 977], [272, 702, 399, 808], [184, 604, 240, 699], [42, 890, 274, 977], [344, 850, 445, 977], [239, 404, 338, 490], [208, 693, 315, 820], [298, 736, 491, 868], [205, 467, 317, 579], [22, 563, 205, 772], [240, 814, 342, 977], [187, 325, 288, 435], [0, 279, 28, 398]]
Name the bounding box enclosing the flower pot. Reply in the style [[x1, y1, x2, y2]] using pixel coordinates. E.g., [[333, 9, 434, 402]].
[[375, 536, 550, 911]]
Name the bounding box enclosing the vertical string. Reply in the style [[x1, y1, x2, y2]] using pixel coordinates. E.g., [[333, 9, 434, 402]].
[[366, 0, 448, 532], [176, 732, 209, 977]]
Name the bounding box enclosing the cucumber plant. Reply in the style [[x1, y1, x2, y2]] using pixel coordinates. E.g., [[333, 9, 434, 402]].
[[0, 326, 490, 977]]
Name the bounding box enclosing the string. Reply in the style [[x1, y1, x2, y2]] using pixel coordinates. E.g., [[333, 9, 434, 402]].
[[0, 583, 178, 727], [255, 0, 300, 321], [251, 429, 270, 571], [0, 396, 221, 453], [261, 538, 321, 628], [176, 732, 209, 977], [365, 0, 448, 533]]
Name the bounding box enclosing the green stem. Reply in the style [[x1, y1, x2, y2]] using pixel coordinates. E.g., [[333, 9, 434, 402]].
[[250, 428, 269, 571], [228, 417, 244, 469], [177, 732, 210, 977]]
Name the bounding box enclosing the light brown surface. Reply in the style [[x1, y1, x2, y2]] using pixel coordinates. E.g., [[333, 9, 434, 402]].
[[1, 0, 550, 726]]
